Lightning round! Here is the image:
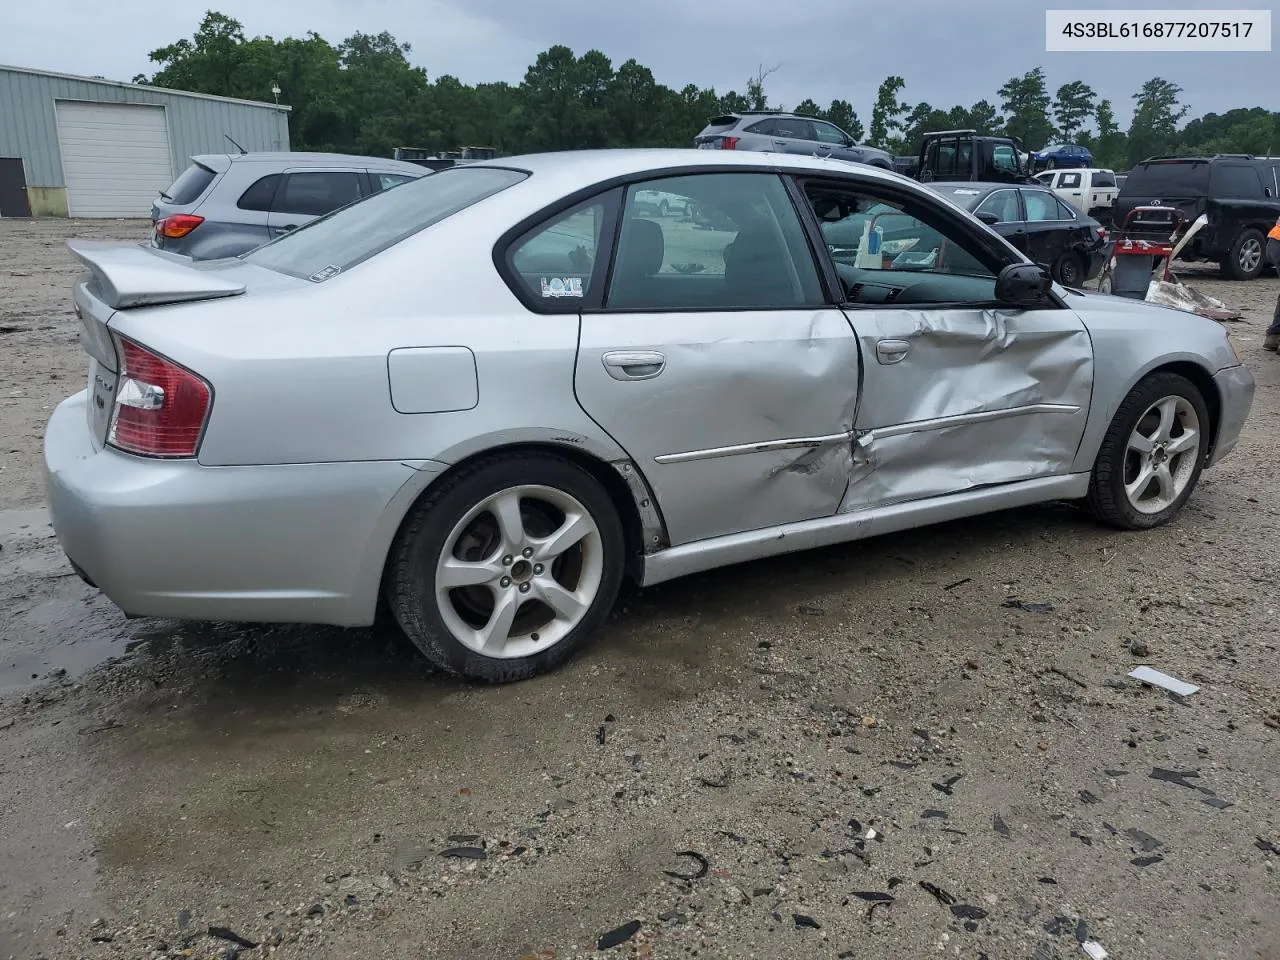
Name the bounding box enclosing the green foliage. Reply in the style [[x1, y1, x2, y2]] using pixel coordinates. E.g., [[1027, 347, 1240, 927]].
[[869, 76, 908, 150], [1052, 80, 1097, 142], [139, 12, 1280, 167], [998, 68, 1055, 148]]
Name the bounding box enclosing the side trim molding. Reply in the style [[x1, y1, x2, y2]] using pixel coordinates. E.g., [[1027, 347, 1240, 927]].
[[640, 472, 1091, 586]]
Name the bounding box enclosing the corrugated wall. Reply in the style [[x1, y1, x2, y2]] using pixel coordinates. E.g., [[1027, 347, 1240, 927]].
[[0, 66, 291, 188]]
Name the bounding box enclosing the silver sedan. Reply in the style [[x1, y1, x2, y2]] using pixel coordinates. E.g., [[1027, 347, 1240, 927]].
[[44, 149, 1255, 682]]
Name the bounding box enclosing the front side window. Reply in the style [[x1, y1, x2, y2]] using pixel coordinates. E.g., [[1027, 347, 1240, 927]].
[[244, 166, 527, 279], [275, 171, 366, 216], [813, 121, 847, 145], [974, 189, 1020, 223], [605, 173, 823, 311], [804, 181, 1004, 305], [508, 200, 608, 308], [1023, 190, 1066, 222]]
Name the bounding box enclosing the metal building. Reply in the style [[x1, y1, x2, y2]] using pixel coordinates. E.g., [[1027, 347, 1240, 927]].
[[0, 64, 290, 218]]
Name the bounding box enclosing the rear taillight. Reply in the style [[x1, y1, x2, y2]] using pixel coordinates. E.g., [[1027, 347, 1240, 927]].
[[155, 214, 204, 239], [108, 336, 212, 458], [719, 136, 739, 150]]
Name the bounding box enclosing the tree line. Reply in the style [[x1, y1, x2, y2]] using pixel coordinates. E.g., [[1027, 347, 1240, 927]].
[[140, 12, 1280, 172]]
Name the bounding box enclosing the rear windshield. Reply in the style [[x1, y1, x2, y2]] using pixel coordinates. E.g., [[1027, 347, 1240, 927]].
[[243, 166, 528, 281], [163, 163, 216, 205], [929, 186, 988, 211], [1122, 161, 1210, 197], [1091, 170, 1116, 187]]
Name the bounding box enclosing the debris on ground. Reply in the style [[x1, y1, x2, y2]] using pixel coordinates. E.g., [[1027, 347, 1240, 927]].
[[919, 880, 956, 905], [662, 850, 709, 881], [1129, 666, 1199, 697], [439, 846, 487, 860], [793, 913, 821, 929], [993, 814, 1012, 838], [1002, 598, 1056, 614], [596, 920, 641, 950], [1081, 938, 1110, 959], [207, 926, 259, 949], [1149, 768, 1205, 790]]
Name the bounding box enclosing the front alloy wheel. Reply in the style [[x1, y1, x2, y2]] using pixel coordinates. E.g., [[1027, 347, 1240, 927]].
[[1086, 372, 1209, 530], [386, 453, 625, 682], [1122, 396, 1200, 515]]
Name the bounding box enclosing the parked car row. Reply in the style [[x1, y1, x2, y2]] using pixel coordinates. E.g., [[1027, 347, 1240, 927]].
[[152, 152, 427, 259]]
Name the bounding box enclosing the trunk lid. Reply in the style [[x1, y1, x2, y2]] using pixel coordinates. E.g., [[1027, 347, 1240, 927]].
[[1114, 159, 1210, 226]]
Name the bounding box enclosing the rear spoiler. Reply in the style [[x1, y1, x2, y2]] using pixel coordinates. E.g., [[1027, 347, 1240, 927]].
[[66, 240, 245, 310]]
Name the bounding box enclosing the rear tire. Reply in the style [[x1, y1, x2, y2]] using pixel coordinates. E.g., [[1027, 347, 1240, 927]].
[[1221, 227, 1265, 280], [1086, 372, 1209, 530], [385, 453, 625, 682]]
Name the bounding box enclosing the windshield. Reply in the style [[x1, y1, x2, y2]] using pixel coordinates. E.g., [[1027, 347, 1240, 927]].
[[243, 166, 529, 280], [1122, 161, 1210, 197]]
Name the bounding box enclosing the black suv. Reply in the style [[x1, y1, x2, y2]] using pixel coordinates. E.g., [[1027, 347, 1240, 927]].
[[915, 130, 1037, 184], [1113, 155, 1280, 280]]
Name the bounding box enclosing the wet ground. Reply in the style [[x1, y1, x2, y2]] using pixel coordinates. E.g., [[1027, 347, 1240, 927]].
[[1, 218, 1278, 960]]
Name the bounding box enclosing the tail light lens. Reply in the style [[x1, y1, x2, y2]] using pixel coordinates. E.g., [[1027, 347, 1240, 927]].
[[108, 336, 212, 458], [719, 136, 739, 150], [155, 214, 204, 239]]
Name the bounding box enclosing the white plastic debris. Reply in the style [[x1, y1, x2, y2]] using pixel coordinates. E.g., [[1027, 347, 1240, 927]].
[[865, 827, 877, 841], [1129, 666, 1199, 697], [1081, 940, 1109, 960]]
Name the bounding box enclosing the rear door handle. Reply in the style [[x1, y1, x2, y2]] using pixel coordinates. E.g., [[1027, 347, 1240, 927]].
[[603, 350, 666, 380], [876, 339, 910, 365]]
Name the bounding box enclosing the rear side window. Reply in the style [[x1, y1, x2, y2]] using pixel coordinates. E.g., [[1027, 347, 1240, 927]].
[[1058, 172, 1082, 188], [243, 167, 527, 280], [237, 174, 280, 211], [1123, 162, 1210, 196], [276, 171, 365, 216], [375, 173, 416, 191], [163, 163, 216, 205], [508, 200, 609, 309], [1023, 190, 1066, 221], [1212, 164, 1263, 199], [1092, 170, 1116, 188]]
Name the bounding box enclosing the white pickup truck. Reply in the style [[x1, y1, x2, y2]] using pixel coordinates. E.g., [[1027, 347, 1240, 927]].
[[1036, 168, 1119, 221]]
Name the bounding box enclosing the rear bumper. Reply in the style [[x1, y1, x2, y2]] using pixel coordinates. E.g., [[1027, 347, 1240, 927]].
[[43, 391, 443, 626], [1208, 364, 1255, 467]]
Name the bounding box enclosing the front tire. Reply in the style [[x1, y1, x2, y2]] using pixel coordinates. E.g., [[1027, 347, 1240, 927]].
[[659, 200, 670, 217], [1086, 372, 1210, 530], [385, 453, 625, 682], [1222, 228, 1265, 280]]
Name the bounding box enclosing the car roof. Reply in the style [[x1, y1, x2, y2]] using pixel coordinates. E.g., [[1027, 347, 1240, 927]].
[[926, 181, 1024, 195], [467, 148, 900, 186], [190, 152, 427, 176]]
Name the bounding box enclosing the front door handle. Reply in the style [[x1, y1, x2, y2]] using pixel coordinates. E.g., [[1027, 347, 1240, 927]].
[[876, 339, 910, 365], [603, 350, 666, 381]]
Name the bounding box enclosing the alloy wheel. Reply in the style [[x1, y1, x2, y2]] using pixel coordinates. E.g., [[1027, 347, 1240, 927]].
[[434, 485, 604, 658], [1239, 237, 1262, 274], [1123, 396, 1200, 514]]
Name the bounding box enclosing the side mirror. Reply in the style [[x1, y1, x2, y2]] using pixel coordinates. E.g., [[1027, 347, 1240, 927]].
[[976, 211, 1000, 226], [995, 262, 1052, 306]]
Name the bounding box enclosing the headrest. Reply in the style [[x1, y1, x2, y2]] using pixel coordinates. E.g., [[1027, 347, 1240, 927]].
[[619, 218, 664, 277]]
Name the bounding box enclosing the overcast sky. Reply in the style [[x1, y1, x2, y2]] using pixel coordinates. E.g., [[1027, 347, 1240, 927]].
[[4, 0, 1276, 129]]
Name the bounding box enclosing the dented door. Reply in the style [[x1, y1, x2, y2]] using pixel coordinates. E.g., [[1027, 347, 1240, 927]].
[[840, 305, 1093, 512], [575, 310, 860, 546]]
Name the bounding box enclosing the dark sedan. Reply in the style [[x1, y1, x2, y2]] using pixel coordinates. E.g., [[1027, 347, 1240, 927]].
[[926, 181, 1107, 287]]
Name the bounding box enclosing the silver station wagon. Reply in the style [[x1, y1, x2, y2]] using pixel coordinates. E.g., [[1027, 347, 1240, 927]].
[[45, 149, 1254, 682]]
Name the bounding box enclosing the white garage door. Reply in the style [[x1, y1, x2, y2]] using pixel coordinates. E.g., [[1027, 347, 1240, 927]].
[[55, 101, 173, 218]]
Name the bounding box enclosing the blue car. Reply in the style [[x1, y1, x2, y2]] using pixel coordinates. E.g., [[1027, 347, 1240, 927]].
[[1033, 143, 1093, 170]]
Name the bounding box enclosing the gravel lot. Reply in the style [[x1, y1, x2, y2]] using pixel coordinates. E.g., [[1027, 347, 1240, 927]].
[[1, 218, 1279, 960]]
